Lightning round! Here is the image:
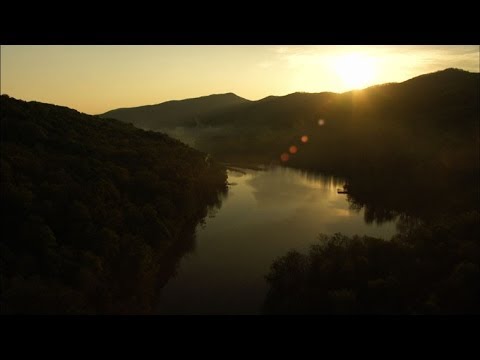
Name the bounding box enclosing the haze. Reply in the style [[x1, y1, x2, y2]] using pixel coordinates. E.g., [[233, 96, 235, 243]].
[[1, 45, 478, 114]]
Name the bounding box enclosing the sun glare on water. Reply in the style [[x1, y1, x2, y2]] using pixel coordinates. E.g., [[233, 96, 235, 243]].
[[334, 53, 377, 90]]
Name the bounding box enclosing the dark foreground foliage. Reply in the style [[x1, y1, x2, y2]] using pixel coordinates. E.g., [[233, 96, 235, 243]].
[[0, 95, 227, 314], [264, 212, 480, 314]]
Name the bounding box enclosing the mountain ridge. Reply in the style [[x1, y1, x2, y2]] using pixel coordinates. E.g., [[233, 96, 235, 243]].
[[100, 68, 478, 132], [100, 92, 250, 130], [102, 92, 249, 113]]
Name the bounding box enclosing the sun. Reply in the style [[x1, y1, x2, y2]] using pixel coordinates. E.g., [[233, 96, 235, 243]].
[[334, 53, 377, 90]]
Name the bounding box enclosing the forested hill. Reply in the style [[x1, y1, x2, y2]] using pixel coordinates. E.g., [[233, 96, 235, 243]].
[[100, 69, 478, 168], [0, 95, 227, 314], [197, 68, 478, 129], [193, 68, 480, 165], [100, 92, 249, 130]]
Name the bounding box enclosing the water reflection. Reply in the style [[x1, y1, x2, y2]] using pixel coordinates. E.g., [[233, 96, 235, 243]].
[[156, 166, 397, 314]]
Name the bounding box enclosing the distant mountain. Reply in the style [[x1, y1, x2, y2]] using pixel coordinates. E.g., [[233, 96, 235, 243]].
[[198, 68, 478, 129], [197, 91, 338, 129], [191, 68, 480, 165], [101, 93, 250, 130], [101, 68, 479, 169]]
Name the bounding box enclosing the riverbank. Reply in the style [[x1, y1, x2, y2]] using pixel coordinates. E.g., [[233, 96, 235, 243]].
[[222, 162, 267, 173]]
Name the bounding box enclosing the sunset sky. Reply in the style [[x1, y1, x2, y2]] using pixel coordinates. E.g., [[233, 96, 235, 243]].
[[1, 45, 478, 114]]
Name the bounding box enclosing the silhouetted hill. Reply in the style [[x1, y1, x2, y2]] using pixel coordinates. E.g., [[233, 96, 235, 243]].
[[101, 93, 250, 130], [209, 68, 478, 132], [100, 69, 478, 167], [200, 91, 337, 129], [0, 95, 227, 314], [184, 68, 479, 165]]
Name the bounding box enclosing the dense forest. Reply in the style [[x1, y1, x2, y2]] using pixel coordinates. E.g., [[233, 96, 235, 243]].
[[0, 95, 227, 314], [264, 213, 480, 314], [261, 70, 480, 314]]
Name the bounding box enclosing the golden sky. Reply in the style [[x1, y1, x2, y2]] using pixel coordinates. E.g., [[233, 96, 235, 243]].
[[1, 45, 478, 114]]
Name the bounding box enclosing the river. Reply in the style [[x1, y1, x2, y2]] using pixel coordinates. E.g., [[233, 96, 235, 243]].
[[156, 166, 398, 314]]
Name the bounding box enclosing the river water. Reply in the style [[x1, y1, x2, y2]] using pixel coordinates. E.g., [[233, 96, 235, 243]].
[[156, 166, 398, 314]]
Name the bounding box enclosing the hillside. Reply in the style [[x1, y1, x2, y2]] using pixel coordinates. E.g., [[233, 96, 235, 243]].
[[0, 95, 227, 314], [101, 92, 250, 130], [102, 69, 478, 169], [192, 68, 479, 165]]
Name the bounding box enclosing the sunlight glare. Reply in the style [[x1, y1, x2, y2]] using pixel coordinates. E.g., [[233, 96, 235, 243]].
[[334, 53, 377, 90]]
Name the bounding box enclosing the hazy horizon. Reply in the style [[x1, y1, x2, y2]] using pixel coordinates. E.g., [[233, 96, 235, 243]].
[[1, 45, 478, 114]]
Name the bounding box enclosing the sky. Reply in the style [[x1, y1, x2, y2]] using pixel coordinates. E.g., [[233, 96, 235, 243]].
[[1, 45, 478, 115]]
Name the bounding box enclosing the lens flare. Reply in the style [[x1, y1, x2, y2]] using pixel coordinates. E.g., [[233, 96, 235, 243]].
[[289, 145, 298, 154], [280, 153, 289, 162], [301, 135, 309, 143], [318, 119, 325, 126]]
